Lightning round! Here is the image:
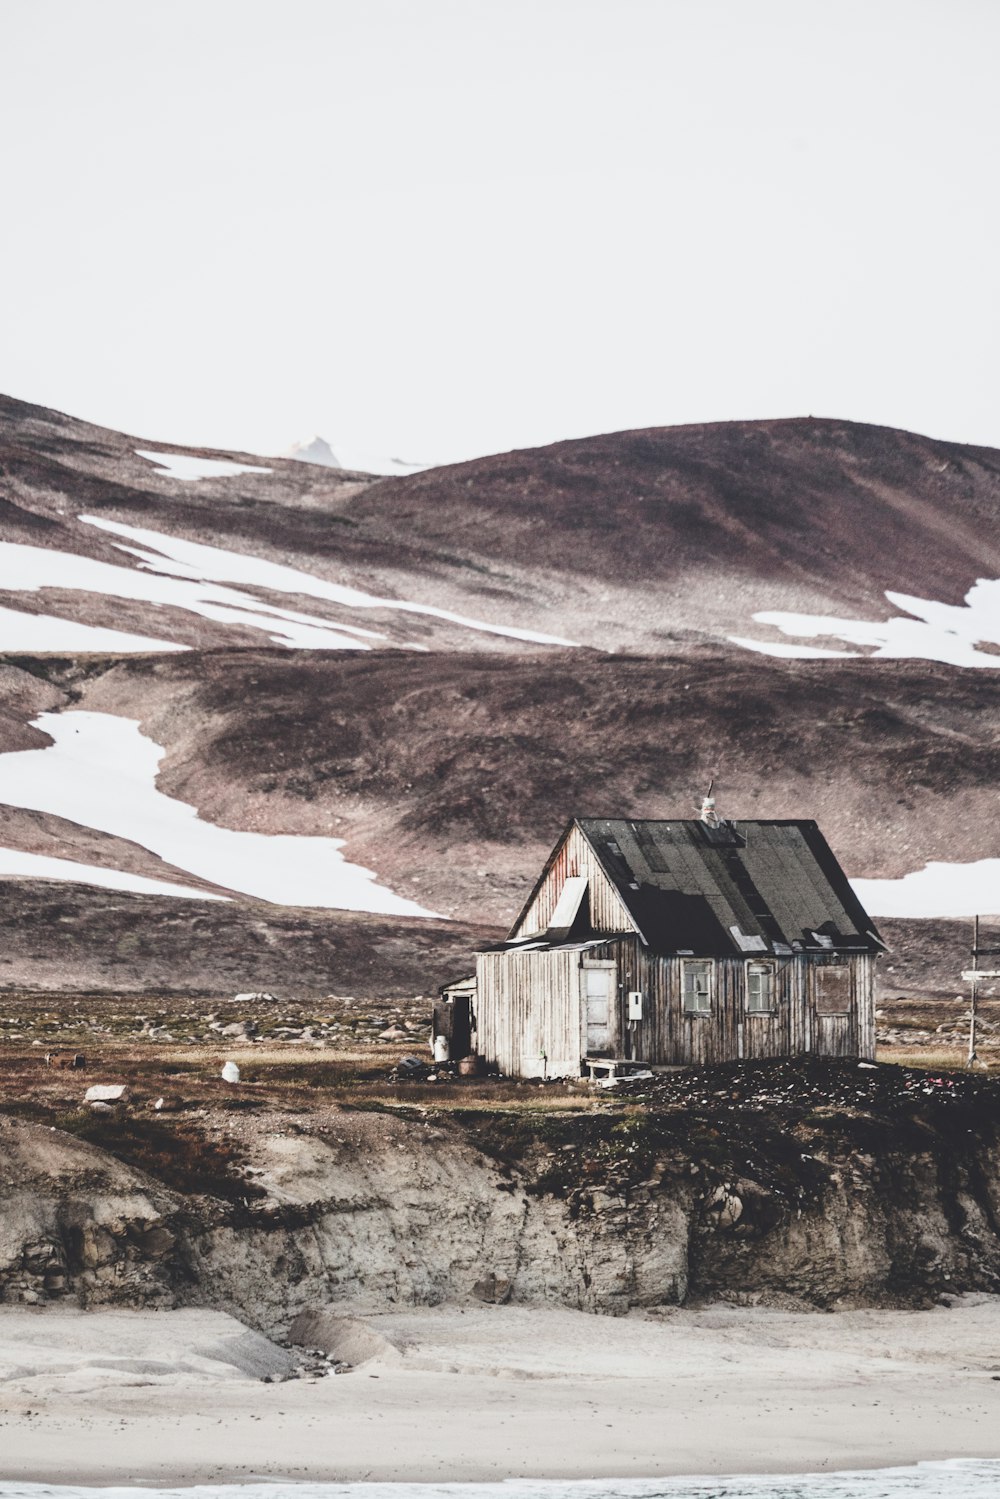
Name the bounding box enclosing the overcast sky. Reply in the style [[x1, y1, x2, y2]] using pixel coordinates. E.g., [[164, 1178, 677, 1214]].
[[1, 0, 997, 468]]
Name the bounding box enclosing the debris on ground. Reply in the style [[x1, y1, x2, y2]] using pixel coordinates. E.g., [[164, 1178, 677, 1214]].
[[616, 1055, 1000, 1120]]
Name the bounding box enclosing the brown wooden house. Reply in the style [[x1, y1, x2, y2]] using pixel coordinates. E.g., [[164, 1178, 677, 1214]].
[[473, 816, 883, 1079]]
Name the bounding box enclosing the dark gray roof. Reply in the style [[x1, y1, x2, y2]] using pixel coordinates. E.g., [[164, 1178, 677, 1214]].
[[544, 819, 882, 958]]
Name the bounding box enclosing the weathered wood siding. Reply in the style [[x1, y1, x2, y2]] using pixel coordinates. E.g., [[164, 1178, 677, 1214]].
[[513, 824, 636, 939], [476, 949, 582, 1078], [614, 947, 876, 1065], [476, 941, 877, 1076]]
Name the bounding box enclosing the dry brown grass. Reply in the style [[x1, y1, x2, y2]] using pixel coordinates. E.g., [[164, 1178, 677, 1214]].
[[0, 1039, 601, 1120], [876, 1045, 999, 1071]]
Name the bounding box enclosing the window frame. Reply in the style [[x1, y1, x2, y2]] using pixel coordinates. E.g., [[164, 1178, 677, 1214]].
[[681, 958, 714, 1016], [813, 961, 852, 1016], [745, 959, 777, 1015]]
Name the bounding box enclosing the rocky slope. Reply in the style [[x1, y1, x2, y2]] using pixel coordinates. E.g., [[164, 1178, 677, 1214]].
[[3, 1062, 999, 1330]]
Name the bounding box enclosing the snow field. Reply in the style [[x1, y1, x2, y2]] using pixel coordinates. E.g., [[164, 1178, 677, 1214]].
[[135, 450, 273, 482], [0, 537, 382, 652], [733, 577, 1000, 668], [0, 847, 224, 899], [852, 861, 1000, 920], [0, 711, 440, 916], [82, 515, 578, 647], [0, 516, 575, 653], [0, 604, 187, 654]]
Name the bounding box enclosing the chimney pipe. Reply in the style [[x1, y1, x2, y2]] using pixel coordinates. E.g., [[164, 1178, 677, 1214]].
[[699, 777, 720, 827]]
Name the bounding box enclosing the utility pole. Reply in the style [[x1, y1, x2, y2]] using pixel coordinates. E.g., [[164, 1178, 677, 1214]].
[[961, 917, 1000, 1069]]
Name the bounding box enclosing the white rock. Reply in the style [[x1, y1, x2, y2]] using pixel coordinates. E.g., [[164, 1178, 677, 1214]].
[[221, 1061, 241, 1084], [84, 1084, 129, 1104]]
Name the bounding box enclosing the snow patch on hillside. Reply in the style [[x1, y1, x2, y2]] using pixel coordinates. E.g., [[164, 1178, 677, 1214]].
[[83, 515, 578, 647], [734, 578, 1000, 668], [0, 516, 575, 653], [0, 847, 223, 900], [852, 861, 1000, 919], [0, 711, 441, 916], [135, 450, 272, 482], [0, 603, 187, 653], [0, 537, 384, 652]]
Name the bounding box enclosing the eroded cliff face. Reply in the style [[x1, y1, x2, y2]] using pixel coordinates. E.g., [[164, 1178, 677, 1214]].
[[2, 1070, 999, 1333]]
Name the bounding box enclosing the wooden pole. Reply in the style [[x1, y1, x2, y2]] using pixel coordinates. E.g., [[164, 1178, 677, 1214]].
[[969, 914, 979, 1068]]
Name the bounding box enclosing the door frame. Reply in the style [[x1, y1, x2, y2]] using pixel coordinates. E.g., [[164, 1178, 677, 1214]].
[[580, 959, 617, 1058]]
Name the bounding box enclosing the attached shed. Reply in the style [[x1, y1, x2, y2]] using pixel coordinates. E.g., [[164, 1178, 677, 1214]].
[[433, 974, 477, 1061], [474, 817, 883, 1079]]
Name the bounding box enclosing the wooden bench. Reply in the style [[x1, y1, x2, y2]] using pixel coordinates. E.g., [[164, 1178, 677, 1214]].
[[583, 1057, 653, 1083]]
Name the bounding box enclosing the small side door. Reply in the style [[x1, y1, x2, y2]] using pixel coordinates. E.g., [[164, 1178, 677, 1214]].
[[812, 961, 854, 1057], [581, 961, 616, 1057]]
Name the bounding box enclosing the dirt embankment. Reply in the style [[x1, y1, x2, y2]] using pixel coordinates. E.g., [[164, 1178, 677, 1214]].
[[2, 1061, 999, 1332]]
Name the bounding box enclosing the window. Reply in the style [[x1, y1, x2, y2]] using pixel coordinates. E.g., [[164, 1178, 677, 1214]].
[[682, 959, 713, 1015], [746, 961, 775, 1014], [814, 963, 851, 1015]]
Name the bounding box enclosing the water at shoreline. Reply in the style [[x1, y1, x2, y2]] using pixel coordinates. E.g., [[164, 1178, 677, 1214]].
[[3, 1459, 1000, 1499]]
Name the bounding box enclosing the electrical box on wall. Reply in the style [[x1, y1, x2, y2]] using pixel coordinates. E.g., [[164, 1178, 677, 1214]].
[[628, 990, 643, 1020]]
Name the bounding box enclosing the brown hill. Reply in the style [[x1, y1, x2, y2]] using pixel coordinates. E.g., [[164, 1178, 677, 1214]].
[[3, 646, 998, 925], [352, 417, 1000, 644], [1, 396, 999, 1029], [4, 395, 1000, 654]]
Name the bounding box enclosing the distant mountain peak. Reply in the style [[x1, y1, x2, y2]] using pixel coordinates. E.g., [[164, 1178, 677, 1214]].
[[284, 435, 341, 468]]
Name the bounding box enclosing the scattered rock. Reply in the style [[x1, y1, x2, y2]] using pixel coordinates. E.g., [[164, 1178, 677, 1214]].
[[151, 1096, 184, 1113]]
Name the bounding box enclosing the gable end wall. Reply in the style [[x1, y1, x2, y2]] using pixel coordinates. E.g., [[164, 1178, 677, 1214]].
[[512, 824, 637, 939]]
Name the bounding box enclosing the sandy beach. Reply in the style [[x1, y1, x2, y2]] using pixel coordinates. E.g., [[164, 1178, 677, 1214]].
[[0, 1299, 998, 1485]]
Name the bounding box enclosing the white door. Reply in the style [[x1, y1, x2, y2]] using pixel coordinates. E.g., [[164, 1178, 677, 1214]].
[[583, 964, 615, 1055]]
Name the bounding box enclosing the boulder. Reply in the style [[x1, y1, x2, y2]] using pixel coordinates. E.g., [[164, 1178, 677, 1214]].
[[472, 1273, 513, 1305], [704, 1183, 744, 1230], [84, 1084, 130, 1105]]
